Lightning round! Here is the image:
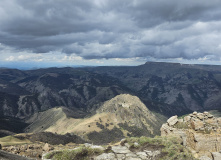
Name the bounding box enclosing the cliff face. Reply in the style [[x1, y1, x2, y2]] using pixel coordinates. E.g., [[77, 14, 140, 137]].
[[161, 111, 221, 159]]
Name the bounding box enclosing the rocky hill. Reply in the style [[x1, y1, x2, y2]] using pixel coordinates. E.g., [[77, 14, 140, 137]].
[[161, 111, 221, 159], [24, 94, 165, 144]]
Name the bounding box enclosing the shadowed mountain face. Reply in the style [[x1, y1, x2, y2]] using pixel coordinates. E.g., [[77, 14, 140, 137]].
[[1, 62, 221, 120], [86, 62, 221, 115], [0, 68, 132, 118]]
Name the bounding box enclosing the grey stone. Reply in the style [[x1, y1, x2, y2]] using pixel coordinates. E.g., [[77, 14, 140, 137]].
[[84, 143, 92, 147], [144, 150, 153, 157], [136, 152, 147, 159], [134, 142, 139, 147], [178, 119, 184, 123], [199, 156, 212, 160], [203, 111, 209, 115], [125, 143, 130, 148], [90, 145, 105, 151], [197, 113, 204, 120], [112, 146, 131, 154], [152, 150, 161, 157], [193, 111, 197, 115], [212, 152, 221, 160], [126, 158, 142, 160], [184, 115, 191, 122], [95, 153, 116, 160], [116, 154, 126, 160], [167, 115, 178, 126], [126, 152, 137, 158]]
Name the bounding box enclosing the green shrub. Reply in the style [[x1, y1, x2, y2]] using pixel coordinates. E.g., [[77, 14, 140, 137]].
[[126, 136, 196, 160], [44, 146, 103, 160]]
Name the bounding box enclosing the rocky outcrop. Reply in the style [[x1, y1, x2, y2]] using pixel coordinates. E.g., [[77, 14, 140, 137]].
[[97, 94, 161, 134], [161, 111, 221, 159], [42, 141, 162, 160], [3, 143, 47, 159]]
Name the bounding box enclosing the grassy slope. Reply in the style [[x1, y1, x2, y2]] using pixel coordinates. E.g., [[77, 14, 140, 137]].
[[26, 107, 124, 136], [0, 134, 31, 146]]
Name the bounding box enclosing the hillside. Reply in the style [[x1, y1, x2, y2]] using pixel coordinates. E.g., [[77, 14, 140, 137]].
[[1, 62, 221, 131], [87, 62, 221, 116], [0, 67, 132, 119], [24, 94, 165, 144]]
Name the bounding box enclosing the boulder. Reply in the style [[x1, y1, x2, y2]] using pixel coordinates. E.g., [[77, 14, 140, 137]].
[[112, 146, 131, 154], [203, 111, 209, 115], [43, 143, 51, 152], [90, 145, 105, 151], [199, 156, 212, 160], [160, 123, 173, 136], [193, 111, 197, 115], [205, 118, 217, 126], [136, 152, 147, 159], [95, 153, 116, 160], [197, 113, 204, 120], [184, 115, 191, 122], [190, 120, 204, 131], [134, 142, 139, 148], [212, 152, 221, 160], [167, 115, 178, 126]]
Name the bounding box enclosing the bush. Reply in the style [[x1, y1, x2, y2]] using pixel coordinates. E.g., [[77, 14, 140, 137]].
[[45, 146, 103, 160], [126, 136, 196, 160]]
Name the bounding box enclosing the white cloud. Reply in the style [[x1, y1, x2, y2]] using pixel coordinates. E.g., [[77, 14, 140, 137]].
[[5, 56, 15, 61]]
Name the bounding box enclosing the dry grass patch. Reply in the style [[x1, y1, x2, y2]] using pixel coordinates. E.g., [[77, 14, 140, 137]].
[[0, 135, 32, 146]]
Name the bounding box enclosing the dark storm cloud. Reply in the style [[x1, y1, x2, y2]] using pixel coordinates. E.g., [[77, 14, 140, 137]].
[[1, 0, 221, 61]]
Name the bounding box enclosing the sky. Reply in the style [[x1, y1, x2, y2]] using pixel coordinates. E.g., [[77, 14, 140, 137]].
[[1, 0, 221, 69]]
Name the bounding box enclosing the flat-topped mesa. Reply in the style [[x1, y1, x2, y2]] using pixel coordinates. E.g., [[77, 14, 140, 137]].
[[161, 111, 221, 159]]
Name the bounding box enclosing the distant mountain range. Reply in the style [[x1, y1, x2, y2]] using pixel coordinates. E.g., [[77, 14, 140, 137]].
[[86, 62, 221, 115], [1, 62, 221, 120]]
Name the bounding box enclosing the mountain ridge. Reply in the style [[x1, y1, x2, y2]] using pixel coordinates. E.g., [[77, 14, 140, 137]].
[[1, 62, 221, 120], [24, 94, 165, 143]]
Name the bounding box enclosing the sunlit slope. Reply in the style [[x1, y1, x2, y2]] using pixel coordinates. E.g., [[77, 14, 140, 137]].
[[25, 94, 164, 138]]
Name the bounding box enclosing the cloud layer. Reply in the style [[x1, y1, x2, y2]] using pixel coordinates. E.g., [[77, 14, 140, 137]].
[[1, 0, 221, 64]]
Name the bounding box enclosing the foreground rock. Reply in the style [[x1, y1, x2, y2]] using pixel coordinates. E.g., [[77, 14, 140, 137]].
[[161, 111, 221, 159], [43, 142, 162, 160], [3, 143, 54, 159]]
